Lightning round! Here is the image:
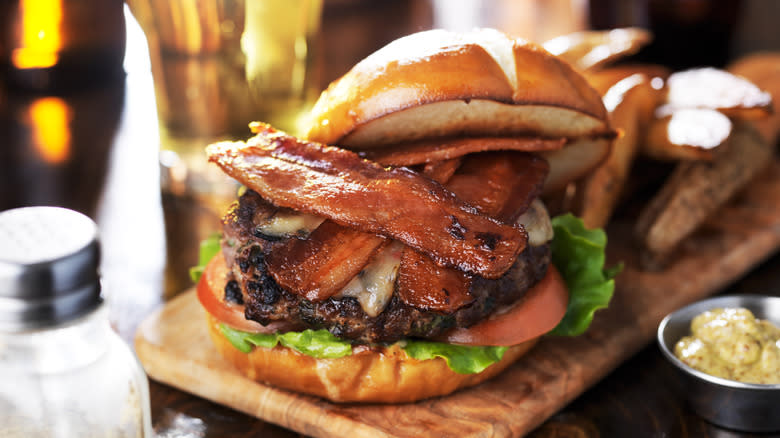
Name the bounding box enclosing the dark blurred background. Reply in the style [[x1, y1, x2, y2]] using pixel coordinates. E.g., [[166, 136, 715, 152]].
[[589, 0, 780, 70]]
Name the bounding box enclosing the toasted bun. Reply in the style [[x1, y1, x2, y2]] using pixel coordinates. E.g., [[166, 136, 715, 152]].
[[303, 28, 614, 192], [206, 312, 537, 403], [304, 28, 610, 147]]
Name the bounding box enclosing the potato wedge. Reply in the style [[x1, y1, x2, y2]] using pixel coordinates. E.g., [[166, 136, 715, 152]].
[[634, 123, 773, 269], [728, 52, 780, 145], [541, 136, 612, 195], [574, 72, 666, 228], [543, 28, 653, 71], [660, 67, 773, 120], [642, 109, 732, 162], [583, 64, 669, 96]]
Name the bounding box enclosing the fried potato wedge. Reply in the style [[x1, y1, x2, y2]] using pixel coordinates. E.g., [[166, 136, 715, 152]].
[[643, 109, 733, 162], [541, 136, 613, 195], [574, 72, 666, 228], [540, 67, 667, 200], [634, 123, 773, 269], [728, 52, 780, 145], [583, 64, 670, 95], [660, 67, 773, 120], [543, 27, 653, 71]]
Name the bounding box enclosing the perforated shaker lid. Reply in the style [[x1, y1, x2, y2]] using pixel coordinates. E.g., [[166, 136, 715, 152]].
[[0, 206, 102, 331]]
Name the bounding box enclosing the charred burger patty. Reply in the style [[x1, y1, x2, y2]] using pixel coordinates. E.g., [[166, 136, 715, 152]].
[[222, 189, 551, 344]]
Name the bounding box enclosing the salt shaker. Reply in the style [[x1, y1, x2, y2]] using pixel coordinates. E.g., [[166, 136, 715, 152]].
[[0, 206, 153, 437]]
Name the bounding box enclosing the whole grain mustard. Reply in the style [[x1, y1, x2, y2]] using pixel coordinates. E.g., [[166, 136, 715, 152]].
[[674, 307, 780, 384]]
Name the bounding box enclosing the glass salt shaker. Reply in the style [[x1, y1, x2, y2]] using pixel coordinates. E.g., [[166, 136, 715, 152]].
[[0, 206, 153, 437]]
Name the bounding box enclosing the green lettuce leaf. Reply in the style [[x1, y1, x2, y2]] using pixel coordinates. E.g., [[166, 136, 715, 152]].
[[402, 341, 508, 374], [189, 233, 222, 283], [548, 213, 620, 336], [221, 321, 505, 374], [219, 324, 352, 358]]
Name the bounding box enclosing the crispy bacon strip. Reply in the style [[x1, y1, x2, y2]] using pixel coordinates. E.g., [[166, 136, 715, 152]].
[[420, 157, 463, 183], [397, 249, 474, 312], [364, 137, 565, 167], [398, 152, 550, 312], [207, 123, 525, 278], [398, 158, 471, 312], [265, 221, 387, 302], [267, 160, 464, 303], [445, 152, 550, 223]]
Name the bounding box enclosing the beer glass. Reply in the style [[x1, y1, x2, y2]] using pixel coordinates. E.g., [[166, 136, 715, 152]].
[[127, 0, 323, 296]]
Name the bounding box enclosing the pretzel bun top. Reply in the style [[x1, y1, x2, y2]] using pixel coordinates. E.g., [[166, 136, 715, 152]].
[[304, 28, 611, 149]]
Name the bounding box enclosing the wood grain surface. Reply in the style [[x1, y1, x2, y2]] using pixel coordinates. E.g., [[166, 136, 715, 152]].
[[136, 161, 780, 438]]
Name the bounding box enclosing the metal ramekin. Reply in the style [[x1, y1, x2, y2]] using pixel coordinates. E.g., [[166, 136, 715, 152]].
[[657, 294, 780, 433]]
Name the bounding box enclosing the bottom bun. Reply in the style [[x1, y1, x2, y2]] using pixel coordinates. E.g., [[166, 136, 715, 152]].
[[206, 314, 537, 403]]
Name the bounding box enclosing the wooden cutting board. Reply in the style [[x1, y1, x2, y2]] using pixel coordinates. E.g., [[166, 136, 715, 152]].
[[135, 161, 780, 438]]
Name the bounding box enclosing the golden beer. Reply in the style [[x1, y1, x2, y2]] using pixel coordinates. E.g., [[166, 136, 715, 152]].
[[127, 0, 323, 296]]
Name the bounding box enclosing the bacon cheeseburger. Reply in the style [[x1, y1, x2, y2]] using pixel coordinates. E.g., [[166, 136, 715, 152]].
[[195, 29, 619, 403]]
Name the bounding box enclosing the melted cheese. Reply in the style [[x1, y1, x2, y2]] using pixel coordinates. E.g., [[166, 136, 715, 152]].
[[517, 198, 553, 246], [255, 211, 324, 238], [337, 242, 402, 317]]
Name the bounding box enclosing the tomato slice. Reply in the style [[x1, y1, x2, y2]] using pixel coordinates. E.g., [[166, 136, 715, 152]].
[[197, 252, 286, 333], [435, 265, 569, 346]]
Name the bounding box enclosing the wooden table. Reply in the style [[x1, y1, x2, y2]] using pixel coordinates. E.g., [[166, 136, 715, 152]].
[[2, 3, 779, 437]]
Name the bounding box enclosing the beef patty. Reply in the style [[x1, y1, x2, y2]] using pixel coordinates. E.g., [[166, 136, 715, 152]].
[[221, 189, 551, 344]]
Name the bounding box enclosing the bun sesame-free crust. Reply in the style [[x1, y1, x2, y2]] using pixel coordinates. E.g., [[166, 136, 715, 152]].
[[304, 28, 610, 148]]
